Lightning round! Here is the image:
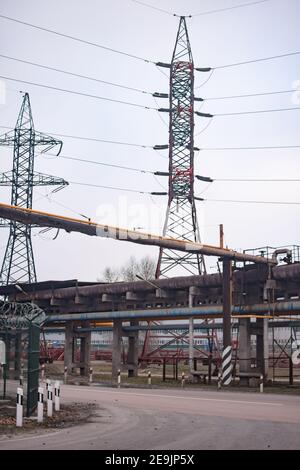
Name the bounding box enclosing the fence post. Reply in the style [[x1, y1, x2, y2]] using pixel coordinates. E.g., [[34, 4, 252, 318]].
[[37, 386, 44, 423], [47, 384, 53, 417], [16, 387, 23, 427], [54, 381, 60, 411], [117, 369, 121, 388], [148, 370, 152, 387]]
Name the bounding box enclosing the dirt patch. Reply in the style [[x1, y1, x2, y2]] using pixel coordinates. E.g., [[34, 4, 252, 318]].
[[0, 400, 99, 436]]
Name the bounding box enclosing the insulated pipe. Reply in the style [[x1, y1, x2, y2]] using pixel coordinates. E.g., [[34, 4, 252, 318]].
[[272, 248, 292, 263], [46, 301, 300, 323], [0, 203, 273, 265]]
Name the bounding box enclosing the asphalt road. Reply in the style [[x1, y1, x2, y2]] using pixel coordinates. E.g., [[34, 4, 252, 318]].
[[1, 385, 300, 450]]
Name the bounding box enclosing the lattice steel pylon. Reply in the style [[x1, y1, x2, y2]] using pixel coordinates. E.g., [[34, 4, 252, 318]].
[[156, 17, 206, 278], [0, 92, 68, 285]]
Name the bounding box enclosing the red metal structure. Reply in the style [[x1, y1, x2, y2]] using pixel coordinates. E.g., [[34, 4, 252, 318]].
[[156, 17, 206, 278]]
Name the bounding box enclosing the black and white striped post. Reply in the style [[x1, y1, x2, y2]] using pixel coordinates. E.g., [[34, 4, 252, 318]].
[[54, 381, 60, 411], [16, 387, 23, 427], [181, 371, 185, 388], [38, 386, 44, 423], [64, 366, 67, 384], [148, 370, 152, 387], [217, 371, 221, 390], [117, 369, 121, 388], [221, 258, 233, 386], [89, 367, 93, 383], [47, 384, 53, 417]]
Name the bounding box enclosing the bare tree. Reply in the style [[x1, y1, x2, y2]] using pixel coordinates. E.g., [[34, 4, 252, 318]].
[[121, 256, 139, 282], [100, 256, 156, 283], [136, 256, 156, 280], [100, 266, 120, 283]]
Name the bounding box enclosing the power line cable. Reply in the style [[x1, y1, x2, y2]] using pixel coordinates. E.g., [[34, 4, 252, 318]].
[[70, 180, 152, 194], [0, 13, 154, 64], [199, 145, 300, 151], [212, 50, 300, 70], [1, 124, 299, 152], [0, 125, 153, 149], [192, 0, 272, 17], [44, 152, 155, 174], [0, 75, 156, 110], [203, 89, 295, 101], [214, 106, 300, 117], [214, 178, 300, 182], [0, 53, 152, 95], [205, 198, 300, 206], [131, 0, 176, 17]]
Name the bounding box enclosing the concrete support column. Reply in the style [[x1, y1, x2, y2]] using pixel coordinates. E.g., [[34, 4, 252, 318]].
[[64, 321, 75, 374], [127, 321, 139, 378], [112, 320, 122, 380], [79, 321, 91, 377], [256, 318, 269, 381], [239, 318, 251, 385]]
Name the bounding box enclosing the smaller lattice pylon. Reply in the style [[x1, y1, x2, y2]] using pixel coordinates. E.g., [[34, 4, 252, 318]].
[[0, 92, 68, 285]]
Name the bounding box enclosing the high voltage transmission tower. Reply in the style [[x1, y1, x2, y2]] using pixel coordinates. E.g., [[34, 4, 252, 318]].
[[0, 92, 68, 285], [155, 17, 206, 278]]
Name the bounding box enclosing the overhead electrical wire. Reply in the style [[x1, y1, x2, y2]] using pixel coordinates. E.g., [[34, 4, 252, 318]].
[[0, 54, 152, 95], [203, 88, 295, 101], [0, 54, 294, 102], [0, 13, 154, 64], [192, 0, 272, 17], [212, 50, 300, 70], [0, 75, 156, 111], [1, 12, 299, 74], [70, 180, 152, 195], [2, 75, 298, 118], [1, 125, 299, 152], [131, 0, 272, 18], [43, 152, 300, 183]]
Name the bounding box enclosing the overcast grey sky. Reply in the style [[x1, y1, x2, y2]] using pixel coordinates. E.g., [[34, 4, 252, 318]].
[[0, 0, 299, 281]]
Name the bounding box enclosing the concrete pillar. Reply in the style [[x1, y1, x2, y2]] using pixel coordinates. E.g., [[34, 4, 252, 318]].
[[112, 320, 122, 380], [256, 318, 269, 381], [79, 321, 91, 377], [127, 321, 139, 378], [222, 259, 233, 386], [64, 321, 75, 374], [239, 318, 251, 385]]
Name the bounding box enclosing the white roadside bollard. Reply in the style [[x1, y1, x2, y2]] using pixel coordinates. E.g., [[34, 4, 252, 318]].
[[117, 369, 121, 388], [181, 372, 185, 388], [54, 381, 60, 411], [64, 366, 67, 384], [41, 363, 45, 382], [260, 374, 264, 393], [217, 371, 221, 390], [47, 384, 53, 417], [16, 387, 23, 427], [37, 386, 44, 423], [148, 370, 152, 387], [89, 367, 93, 383]]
